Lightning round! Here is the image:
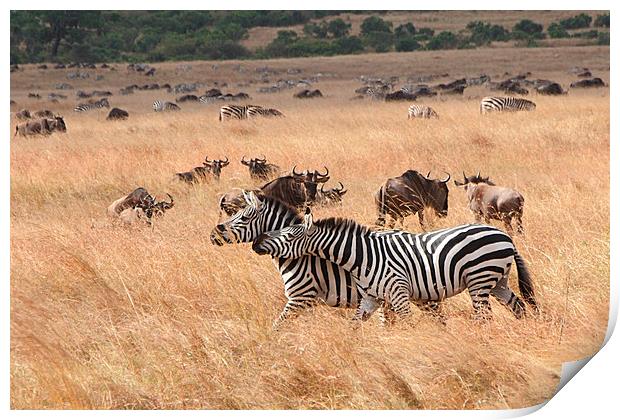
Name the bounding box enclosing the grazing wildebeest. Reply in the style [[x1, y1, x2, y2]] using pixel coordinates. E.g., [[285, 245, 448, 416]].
[[118, 193, 174, 226], [385, 90, 417, 101], [33, 110, 55, 118], [570, 78, 606, 89], [294, 89, 323, 99], [454, 172, 525, 234], [175, 156, 230, 183], [46, 116, 67, 133], [107, 108, 129, 120], [315, 182, 347, 206], [15, 109, 32, 120], [536, 82, 565, 95], [241, 155, 280, 181], [107, 188, 155, 217], [14, 116, 65, 137], [177, 94, 199, 103], [375, 170, 450, 229]]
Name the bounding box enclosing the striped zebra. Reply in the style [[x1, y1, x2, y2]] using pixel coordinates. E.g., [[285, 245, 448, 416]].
[[210, 192, 396, 329], [153, 100, 181, 112], [219, 104, 254, 120], [73, 98, 110, 112], [247, 106, 283, 118], [480, 96, 536, 114], [408, 105, 439, 119], [252, 210, 538, 323]]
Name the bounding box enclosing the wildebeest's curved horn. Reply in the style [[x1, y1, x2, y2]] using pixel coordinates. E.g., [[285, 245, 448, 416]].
[[166, 193, 174, 205], [204, 155, 212, 163], [337, 182, 344, 191], [258, 154, 266, 162], [440, 172, 451, 183], [476, 170, 481, 179], [221, 156, 230, 166], [320, 183, 326, 193], [462, 171, 468, 181], [241, 155, 250, 165], [292, 165, 304, 177], [426, 171, 431, 178], [223, 156, 229, 164], [317, 166, 329, 177]]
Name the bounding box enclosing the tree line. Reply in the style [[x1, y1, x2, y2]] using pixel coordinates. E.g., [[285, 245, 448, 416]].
[[10, 11, 610, 64]]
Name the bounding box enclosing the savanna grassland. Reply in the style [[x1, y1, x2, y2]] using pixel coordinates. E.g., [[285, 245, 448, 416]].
[[10, 45, 609, 409]]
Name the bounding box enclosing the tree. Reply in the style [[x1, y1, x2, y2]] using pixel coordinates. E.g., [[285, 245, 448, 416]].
[[466, 21, 509, 45], [395, 36, 421, 52], [395, 23, 416, 38], [547, 22, 570, 38], [426, 31, 459, 50], [327, 18, 351, 38], [38, 11, 103, 57], [333, 36, 363, 54], [303, 22, 328, 39], [513, 19, 543, 37], [360, 16, 392, 35], [559, 13, 592, 30], [363, 31, 394, 52], [594, 13, 610, 28]]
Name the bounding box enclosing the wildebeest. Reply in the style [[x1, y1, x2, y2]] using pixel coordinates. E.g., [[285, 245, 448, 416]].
[[218, 188, 262, 217], [15, 109, 32, 120], [177, 94, 199, 103], [107, 108, 129, 120], [315, 182, 347, 206], [454, 172, 524, 234], [259, 166, 329, 209], [375, 170, 450, 228], [108, 188, 174, 225], [570, 78, 606, 88], [241, 155, 280, 181], [14, 116, 66, 137], [175, 156, 230, 183], [33, 110, 55, 118], [294, 89, 323, 99], [536, 82, 565, 95], [385, 90, 418, 101]]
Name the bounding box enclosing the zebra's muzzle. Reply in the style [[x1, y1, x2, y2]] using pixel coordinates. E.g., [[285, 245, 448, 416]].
[[252, 233, 270, 255]]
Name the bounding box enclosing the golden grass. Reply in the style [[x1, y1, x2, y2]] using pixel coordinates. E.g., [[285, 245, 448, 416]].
[[10, 49, 609, 409]]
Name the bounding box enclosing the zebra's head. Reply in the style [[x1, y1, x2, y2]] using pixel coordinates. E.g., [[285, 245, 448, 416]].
[[252, 208, 316, 258], [210, 191, 266, 245]]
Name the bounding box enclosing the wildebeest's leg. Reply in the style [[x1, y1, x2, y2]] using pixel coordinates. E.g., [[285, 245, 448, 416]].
[[272, 296, 317, 330], [515, 213, 524, 234], [491, 274, 526, 318], [467, 283, 493, 320]]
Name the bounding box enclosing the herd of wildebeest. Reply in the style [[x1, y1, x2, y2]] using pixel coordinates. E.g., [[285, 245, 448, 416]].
[[11, 60, 608, 325]]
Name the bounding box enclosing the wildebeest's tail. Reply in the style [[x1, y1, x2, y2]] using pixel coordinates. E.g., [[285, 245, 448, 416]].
[[514, 249, 538, 311]]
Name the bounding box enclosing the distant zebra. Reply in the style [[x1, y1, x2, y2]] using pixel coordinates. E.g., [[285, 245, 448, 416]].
[[73, 98, 110, 112], [153, 100, 181, 112], [480, 96, 536, 114], [408, 105, 439, 119], [210, 192, 396, 329], [252, 212, 539, 323], [247, 106, 283, 118], [219, 105, 253, 121]]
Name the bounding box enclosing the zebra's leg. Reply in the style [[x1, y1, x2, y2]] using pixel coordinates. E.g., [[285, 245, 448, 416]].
[[490, 275, 526, 319], [378, 301, 397, 327], [272, 297, 316, 330], [389, 284, 412, 319], [468, 286, 493, 320]]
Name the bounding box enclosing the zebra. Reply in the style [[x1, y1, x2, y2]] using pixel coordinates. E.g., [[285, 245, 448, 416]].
[[73, 98, 110, 112], [252, 210, 539, 323], [153, 100, 181, 112], [408, 105, 439, 119], [247, 106, 283, 118], [480, 96, 536, 114], [210, 192, 400, 329], [219, 105, 254, 121]]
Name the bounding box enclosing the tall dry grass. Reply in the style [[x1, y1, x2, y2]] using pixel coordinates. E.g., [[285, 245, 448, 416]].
[[10, 52, 609, 409]]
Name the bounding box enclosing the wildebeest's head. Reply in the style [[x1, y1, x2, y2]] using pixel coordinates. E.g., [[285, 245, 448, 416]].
[[152, 193, 174, 217], [454, 171, 495, 188], [318, 182, 347, 206], [204, 156, 229, 179], [424, 172, 451, 217], [293, 166, 330, 202], [49, 116, 67, 132]]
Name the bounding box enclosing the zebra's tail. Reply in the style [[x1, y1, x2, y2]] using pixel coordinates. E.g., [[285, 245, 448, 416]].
[[514, 249, 538, 312], [375, 184, 387, 226]]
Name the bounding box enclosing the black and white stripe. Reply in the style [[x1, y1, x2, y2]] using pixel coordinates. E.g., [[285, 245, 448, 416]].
[[252, 215, 538, 322], [408, 105, 439, 119], [153, 100, 181, 112], [210, 193, 365, 329], [219, 105, 283, 121], [480, 96, 536, 114], [247, 106, 283, 118], [73, 98, 110, 112]]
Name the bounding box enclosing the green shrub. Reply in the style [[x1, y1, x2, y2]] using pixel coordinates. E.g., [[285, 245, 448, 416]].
[[327, 19, 351, 38], [594, 13, 610, 28], [513, 19, 544, 37], [426, 31, 459, 50], [363, 31, 394, 52], [395, 36, 421, 51], [395, 23, 416, 37], [597, 31, 610, 45], [360, 16, 392, 35], [547, 22, 570, 38], [559, 13, 592, 29], [572, 30, 599, 39], [332, 36, 363, 54], [467, 21, 509, 45]]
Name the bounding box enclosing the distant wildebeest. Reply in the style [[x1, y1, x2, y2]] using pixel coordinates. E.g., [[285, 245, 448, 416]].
[[175, 156, 230, 183], [408, 105, 439, 119], [435, 78, 466, 90], [294, 89, 323, 99], [480, 97, 536, 114], [28, 93, 41, 99], [153, 100, 181, 112], [15, 109, 32, 120], [454, 172, 524, 234], [385, 90, 418, 101], [441, 85, 466, 95], [108, 188, 174, 226], [33, 110, 55, 118], [536, 82, 565, 95], [375, 170, 450, 228], [241, 156, 280, 181], [570, 78, 605, 89], [177, 94, 199, 103], [315, 182, 347, 207], [107, 108, 129, 120], [14, 116, 66, 137]]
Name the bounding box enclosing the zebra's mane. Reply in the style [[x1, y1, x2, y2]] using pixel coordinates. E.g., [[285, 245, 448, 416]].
[[313, 217, 371, 236], [259, 194, 303, 223]]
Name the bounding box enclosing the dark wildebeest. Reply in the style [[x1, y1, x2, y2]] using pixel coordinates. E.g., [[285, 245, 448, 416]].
[[46, 116, 67, 133], [108, 188, 174, 225], [107, 187, 155, 217], [454, 172, 525, 234], [14, 116, 65, 137], [375, 170, 450, 229], [15, 109, 32, 120], [259, 166, 329, 209], [315, 182, 347, 206], [292, 166, 330, 205], [175, 156, 230, 183], [33, 110, 55, 118], [177, 94, 199, 103], [107, 108, 129, 120], [294, 89, 323, 99], [536, 82, 565, 95], [570, 78, 605, 89], [385, 90, 417, 101], [241, 155, 280, 181], [218, 188, 262, 217]]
